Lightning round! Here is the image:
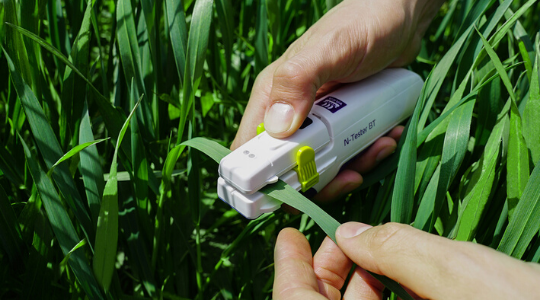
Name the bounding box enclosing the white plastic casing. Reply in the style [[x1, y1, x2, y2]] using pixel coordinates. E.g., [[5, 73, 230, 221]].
[[219, 116, 330, 194], [218, 68, 424, 219]]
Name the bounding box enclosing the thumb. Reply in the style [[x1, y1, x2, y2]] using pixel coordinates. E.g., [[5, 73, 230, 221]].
[[263, 29, 366, 138], [264, 52, 340, 138], [335, 222, 540, 300]]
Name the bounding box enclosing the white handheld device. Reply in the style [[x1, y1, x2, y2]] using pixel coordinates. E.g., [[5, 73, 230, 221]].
[[217, 68, 423, 219]]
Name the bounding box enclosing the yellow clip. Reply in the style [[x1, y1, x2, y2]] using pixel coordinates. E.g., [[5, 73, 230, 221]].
[[257, 123, 265, 135], [294, 146, 319, 192]]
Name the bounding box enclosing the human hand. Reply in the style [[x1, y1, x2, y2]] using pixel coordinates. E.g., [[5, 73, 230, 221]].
[[273, 223, 540, 300], [231, 0, 444, 200]]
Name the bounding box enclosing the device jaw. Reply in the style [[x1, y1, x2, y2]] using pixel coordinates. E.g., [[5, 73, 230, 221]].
[[217, 143, 321, 219], [217, 114, 330, 219], [217, 177, 281, 219]]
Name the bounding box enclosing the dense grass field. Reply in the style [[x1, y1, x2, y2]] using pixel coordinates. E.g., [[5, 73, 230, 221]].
[[1, 0, 540, 299]]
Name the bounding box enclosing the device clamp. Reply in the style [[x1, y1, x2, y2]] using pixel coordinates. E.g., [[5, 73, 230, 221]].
[[293, 146, 319, 192]]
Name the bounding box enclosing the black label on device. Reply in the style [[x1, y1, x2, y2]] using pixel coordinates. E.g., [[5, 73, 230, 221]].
[[316, 96, 347, 113]]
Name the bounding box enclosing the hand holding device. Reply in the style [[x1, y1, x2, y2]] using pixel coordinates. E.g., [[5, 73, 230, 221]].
[[218, 69, 423, 218]]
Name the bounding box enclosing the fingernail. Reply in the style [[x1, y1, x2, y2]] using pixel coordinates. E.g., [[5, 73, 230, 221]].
[[264, 103, 294, 134], [337, 222, 372, 239], [376, 146, 396, 162]]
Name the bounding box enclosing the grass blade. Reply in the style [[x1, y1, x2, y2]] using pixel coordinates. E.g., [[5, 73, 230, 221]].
[[431, 99, 475, 230], [523, 54, 540, 166], [129, 78, 152, 238], [475, 28, 516, 101], [60, 239, 88, 267], [3, 0, 33, 85], [79, 100, 106, 224], [475, 77, 502, 147], [325, 0, 342, 11], [518, 40, 533, 81], [498, 163, 540, 258], [469, 0, 537, 73], [415, 100, 475, 231], [476, 27, 530, 220], [0, 146, 25, 195], [0, 185, 25, 268], [507, 99, 530, 219], [453, 101, 509, 240], [4, 47, 94, 243], [165, 0, 188, 82], [152, 143, 187, 269], [116, 0, 155, 140], [186, 121, 203, 290], [418, 25, 473, 130], [48, 138, 109, 176], [180, 138, 230, 162], [177, 0, 213, 143], [20, 136, 103, 299], [4, 22, 130, 149], [59, 0, 92, 148], [93, 95, 143, 292], [414, 124, 445, 197], [215, 0, 234, 81], [186, 0, 213, 83], [391, 86, 424, 223], [22, 209, 54, 299], [254, 0, 268, 74], [414, 163, 441, 230]]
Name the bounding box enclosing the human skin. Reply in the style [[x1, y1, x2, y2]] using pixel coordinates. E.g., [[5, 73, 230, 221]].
[[230, 0, 445, 200], [273, 223, 540, 300]]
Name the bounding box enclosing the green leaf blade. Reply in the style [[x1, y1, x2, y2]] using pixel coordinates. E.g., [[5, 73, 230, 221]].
[[20, 136, 103, 299], [165, 0, 188, 82], [93, 95, 143, 292], [498, 163, 540, 258], [523, 54, 540, 166], [48, 138, 109, 176], [4, 48, 93, 243]]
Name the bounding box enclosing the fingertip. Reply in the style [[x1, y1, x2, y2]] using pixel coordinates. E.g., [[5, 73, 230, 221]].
[[273, 228, 320, 300], [375, 144, 397, 162], [266, 57, 322, 138], [275, 228, 311, 261], [347, 137, 397, 173], [341, 172, 364, 196], [336, 222, 372, 240], [313, 170, 363, 203], [388, 125, 405, 140], [276, 227, 303, 242]]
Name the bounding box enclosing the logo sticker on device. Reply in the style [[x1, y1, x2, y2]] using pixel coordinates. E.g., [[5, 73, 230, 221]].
[[316, 96, 347, 113]]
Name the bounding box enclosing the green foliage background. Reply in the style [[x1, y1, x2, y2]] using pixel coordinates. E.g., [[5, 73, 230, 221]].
[[0, 0, 539, 299]]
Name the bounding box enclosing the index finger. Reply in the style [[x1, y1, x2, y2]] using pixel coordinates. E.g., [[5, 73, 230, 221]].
[[273, 228, 327, 300]]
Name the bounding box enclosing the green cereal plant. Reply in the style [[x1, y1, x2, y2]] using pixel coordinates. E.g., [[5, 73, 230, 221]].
[[0, 0, 539, 299]]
